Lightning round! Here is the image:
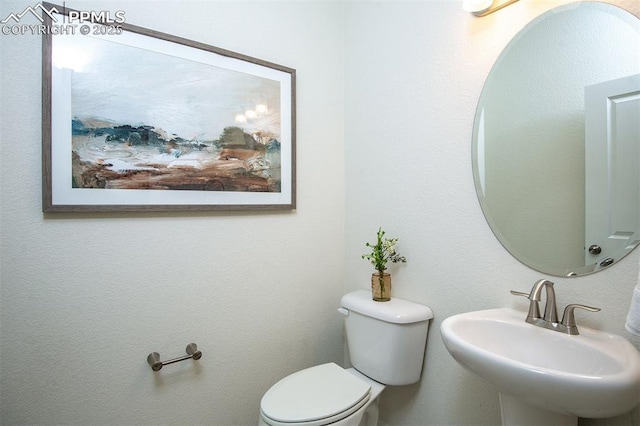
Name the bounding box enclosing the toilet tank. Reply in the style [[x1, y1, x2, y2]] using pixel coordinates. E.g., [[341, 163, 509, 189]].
[[340, 290, 434, 386]]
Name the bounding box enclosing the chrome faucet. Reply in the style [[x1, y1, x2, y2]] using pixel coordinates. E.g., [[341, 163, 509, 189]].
[[527, 279, 558, 323], [511, 279, 600, 335]]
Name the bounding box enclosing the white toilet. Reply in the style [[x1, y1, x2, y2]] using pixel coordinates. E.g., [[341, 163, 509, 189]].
[[259, 289, 434, 426]]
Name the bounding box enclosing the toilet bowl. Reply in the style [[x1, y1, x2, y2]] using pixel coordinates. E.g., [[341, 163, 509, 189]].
[[259, 290, 433, 426], [259, 363, 385, 426]]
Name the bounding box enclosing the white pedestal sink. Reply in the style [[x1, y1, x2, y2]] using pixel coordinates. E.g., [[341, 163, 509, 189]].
[[441, 308, 640, 425]]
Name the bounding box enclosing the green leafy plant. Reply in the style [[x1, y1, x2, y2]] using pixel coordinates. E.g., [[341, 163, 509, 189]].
[[362, 227, 407, 275], [362, 227, 407, 300]]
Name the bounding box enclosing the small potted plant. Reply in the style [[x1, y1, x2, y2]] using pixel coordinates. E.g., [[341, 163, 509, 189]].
[[362, 227, 407, 301]]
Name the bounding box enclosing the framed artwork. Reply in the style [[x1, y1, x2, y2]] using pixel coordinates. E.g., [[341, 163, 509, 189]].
[[41, 3, 296, 212]]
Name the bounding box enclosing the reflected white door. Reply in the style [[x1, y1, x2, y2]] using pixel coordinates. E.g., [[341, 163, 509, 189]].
[[585, 74, 640, 269]]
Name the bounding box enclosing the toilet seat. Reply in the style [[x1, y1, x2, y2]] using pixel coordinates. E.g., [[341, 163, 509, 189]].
[[260, 362, 372, 426]]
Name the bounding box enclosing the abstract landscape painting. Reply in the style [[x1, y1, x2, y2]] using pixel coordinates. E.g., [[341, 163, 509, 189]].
[[44, 15, 295, 212]]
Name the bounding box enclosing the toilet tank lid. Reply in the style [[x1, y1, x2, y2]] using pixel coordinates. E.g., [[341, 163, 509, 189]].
[[341, 290, 434, 324]]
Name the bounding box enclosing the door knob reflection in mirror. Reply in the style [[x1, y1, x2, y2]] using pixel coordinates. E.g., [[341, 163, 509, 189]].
[[600, 257, 614, 267]]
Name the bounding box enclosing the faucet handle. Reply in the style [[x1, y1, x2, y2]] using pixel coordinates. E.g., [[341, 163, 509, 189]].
[[510, 290, 541, 321], [561, 304, 601, 335]]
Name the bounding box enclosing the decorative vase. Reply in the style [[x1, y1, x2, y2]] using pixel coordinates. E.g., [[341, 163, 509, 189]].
[[371, 272, 391, 302]]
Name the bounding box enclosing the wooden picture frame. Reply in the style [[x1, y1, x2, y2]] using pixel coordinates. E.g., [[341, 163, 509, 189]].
[[42, 3, 296, 212]]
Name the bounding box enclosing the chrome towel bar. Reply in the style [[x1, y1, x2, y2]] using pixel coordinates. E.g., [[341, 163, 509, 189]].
[[147, 343, 202, 371]]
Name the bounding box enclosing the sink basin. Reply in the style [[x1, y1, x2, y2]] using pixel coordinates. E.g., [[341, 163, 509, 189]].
[[441, 308, 640, 421]]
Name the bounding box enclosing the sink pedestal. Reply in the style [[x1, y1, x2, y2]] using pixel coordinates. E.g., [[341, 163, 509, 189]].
[[499, 393, 577, 426]]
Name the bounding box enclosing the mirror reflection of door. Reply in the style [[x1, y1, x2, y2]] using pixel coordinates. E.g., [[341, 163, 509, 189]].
[[472, 2, 640, 276], [585, 74, 640, 270]]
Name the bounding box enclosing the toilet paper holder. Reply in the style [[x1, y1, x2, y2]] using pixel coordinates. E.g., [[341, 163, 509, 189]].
[[147, 343, 202, 371]]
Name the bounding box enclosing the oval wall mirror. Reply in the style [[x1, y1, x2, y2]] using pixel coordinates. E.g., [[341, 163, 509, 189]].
[[472, 2, 640, 277]]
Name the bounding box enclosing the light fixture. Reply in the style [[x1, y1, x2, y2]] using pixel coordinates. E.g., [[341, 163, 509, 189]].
[[463, 0, 519, 17]]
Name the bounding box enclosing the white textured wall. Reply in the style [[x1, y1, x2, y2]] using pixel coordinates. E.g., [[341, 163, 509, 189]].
[[344, 1, 640, 425], [2, 1, 640, 426], [0, 1, 345, 424]]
